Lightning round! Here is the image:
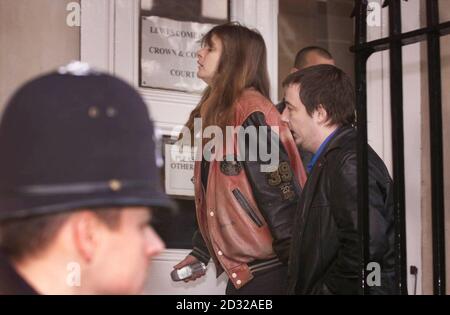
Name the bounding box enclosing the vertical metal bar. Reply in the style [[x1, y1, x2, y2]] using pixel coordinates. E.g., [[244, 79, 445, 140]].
[[354, 0, 370, 295], [426, 0, 446, 295], [388, 0, 408, 295]]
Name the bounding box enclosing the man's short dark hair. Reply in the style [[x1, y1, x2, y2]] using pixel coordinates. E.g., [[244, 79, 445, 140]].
[[283, 64, 355, 126], [294, 46, 333, 69], [0, 208, 122, 262]]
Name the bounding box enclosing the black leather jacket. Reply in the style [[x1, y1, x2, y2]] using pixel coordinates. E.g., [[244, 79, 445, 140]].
[[287, 126, 399, 295]]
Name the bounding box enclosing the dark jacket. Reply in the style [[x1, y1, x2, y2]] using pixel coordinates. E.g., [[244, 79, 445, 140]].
[[0, 251, 37, 295], [287, 126, 399, 295], [190, 89, 307, 289]]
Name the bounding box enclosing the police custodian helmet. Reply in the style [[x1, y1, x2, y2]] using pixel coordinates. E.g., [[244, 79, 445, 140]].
[[0, 62, 176, 221]]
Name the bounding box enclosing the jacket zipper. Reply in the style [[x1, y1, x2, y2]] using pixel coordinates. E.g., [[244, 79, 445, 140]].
[[232, 188, 263, 227]]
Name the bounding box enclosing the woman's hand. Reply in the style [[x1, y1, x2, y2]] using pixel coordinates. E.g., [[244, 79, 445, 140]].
[[173, 255, 206, 282]]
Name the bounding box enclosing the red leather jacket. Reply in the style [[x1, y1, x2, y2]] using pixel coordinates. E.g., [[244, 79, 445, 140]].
[[191, 89, 307, 289]]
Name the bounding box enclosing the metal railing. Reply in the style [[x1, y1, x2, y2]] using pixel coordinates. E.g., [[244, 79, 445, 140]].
[[351, 0, 449, 295]]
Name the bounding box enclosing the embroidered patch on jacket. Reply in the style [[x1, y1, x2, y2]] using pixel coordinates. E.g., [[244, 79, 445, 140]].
[[220, 160, 243, 176], [267, 161, 296, 201], [280, 183, 296, 201]]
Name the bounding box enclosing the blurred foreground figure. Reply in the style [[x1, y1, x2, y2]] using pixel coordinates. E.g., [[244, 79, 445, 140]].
[[0, 62, 175, 295]]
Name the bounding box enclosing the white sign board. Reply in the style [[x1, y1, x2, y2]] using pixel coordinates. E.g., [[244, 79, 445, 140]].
[[141, 16, 215, 93], [164, 144, 196, 196]]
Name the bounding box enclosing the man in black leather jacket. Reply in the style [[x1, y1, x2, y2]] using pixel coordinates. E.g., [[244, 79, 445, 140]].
[[281, 64, 399, 295]]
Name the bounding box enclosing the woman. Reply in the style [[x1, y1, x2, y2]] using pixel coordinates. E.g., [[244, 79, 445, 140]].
[[174, 23, 307, 295]]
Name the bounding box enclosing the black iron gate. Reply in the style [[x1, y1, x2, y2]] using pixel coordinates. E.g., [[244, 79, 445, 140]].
[[351, 0, 450, 295]]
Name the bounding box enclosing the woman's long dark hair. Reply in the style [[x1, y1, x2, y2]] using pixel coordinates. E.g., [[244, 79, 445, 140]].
[[183, 22, 270, 139]]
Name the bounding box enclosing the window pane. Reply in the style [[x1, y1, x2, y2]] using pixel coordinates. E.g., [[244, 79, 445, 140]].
[[366, 0, 389, 42], [278, 0, 354, 100], [140, 0, 229, 93], [439, 0, 450, 23], [401, 0, 427, 34]]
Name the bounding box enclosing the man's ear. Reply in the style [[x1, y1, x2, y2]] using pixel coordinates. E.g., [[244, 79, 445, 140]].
[[71, 211, 101, 263], [315, 104, 329, 125]]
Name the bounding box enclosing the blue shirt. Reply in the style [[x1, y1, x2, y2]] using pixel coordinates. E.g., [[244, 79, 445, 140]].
[[306, 128, 339, 173]]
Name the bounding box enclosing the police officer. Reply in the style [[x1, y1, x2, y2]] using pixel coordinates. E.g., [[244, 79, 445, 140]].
[[0, 62, 176, 294]]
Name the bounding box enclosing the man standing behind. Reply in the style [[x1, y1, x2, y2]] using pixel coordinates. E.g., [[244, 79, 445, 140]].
[[282, 64, 399, 295], [276, 46, 335, 114]]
